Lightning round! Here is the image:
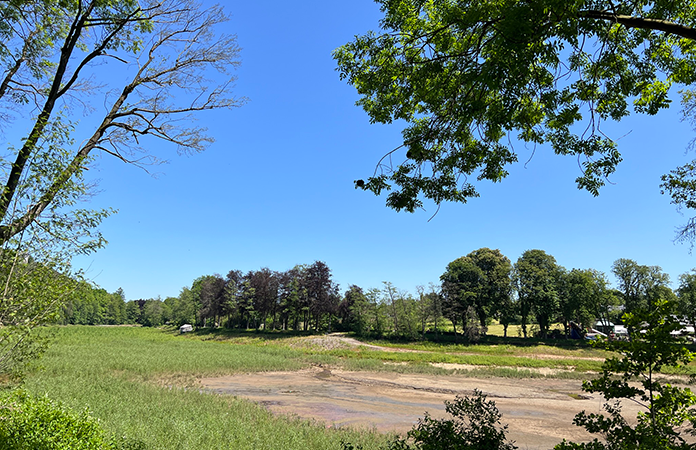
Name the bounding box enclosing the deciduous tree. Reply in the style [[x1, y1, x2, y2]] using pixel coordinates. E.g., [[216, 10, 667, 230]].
[[676, 269, 696, 333], [441, 257, 484, 335], [247, 268, 280, 329], [558, 268, 616, 334], [198, 274, 226, 327], [514, 250, 562, 338], [612, 259, 670, 313], [339, 284, 369, 333], [0, 0, 243, 375], [390, 390, 518, 450], [305, 261, 339, 331], [1, 0, 243, 246], [335, 0, 696, 240]]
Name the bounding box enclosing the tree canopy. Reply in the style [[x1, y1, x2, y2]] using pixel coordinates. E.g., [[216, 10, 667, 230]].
[[441, 248, 512, 331], [335, 0, 696, 238], [515, 249, 561, 338]]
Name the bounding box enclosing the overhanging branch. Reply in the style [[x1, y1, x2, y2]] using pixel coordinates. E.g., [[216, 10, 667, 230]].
[[580, 10, 696, 40]]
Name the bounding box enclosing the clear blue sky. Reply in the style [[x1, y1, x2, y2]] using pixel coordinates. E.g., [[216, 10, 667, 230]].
[[71, 0, 696, 300]]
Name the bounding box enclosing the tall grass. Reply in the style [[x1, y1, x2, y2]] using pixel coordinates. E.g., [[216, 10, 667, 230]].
[[20, 326, 387, 450], [38, 326, 307, 379]]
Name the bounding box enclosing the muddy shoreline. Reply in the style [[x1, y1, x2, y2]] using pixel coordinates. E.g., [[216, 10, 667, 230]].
[[200, 368, 643, 450]]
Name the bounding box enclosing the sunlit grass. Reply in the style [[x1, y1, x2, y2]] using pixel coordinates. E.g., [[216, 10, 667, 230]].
[[180, 327, 606, 372], [360, 339, 608, 358], [321, 347, 603, 372], [20, 326, 387, 450], [18, 325, 696, 450]]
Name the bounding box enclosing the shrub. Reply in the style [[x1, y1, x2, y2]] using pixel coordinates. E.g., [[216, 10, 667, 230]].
[[0, 390, 145, 450], [342, 390, 517, 450], [396, 390, 517, 450]]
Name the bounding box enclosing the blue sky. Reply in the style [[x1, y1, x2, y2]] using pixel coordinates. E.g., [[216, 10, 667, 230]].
[[71, 0, 696, 300]]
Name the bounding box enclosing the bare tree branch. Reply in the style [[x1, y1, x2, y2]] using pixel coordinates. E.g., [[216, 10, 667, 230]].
[[0, 0, 245, 244]]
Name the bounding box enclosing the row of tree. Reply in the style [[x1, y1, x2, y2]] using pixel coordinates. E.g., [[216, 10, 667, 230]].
[[59, 250, 696, 340], [60, 261, 342, 331], [439, 248, 696, 339]]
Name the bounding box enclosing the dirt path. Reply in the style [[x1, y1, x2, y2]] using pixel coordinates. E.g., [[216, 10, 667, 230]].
[[200, 368, 643, 450]]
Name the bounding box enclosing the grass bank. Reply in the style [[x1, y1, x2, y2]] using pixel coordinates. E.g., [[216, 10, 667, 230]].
[[20, 326, 386, 450]]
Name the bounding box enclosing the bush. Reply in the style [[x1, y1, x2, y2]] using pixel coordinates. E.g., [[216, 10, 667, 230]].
[[396, 390, 517, 450], [342, 390, 517, 450], [0, 390, 145, 450]]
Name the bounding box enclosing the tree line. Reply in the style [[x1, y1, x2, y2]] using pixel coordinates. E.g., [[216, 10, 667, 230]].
[[59, 250, 696, 340], [439, 248, 696, 340]]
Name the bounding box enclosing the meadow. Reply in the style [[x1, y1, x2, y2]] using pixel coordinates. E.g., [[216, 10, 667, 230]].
[[19, 327, 384, 450], [15, 326, 696, 449]]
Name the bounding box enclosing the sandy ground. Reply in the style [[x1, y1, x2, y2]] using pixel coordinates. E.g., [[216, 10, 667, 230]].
[[198, 334, 659, 449], [200, 367, 646, 450]]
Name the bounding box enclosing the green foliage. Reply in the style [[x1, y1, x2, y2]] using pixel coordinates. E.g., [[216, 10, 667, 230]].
[[363, 287, 388, 337], [140, 300, 164, 328], [0, 0, 239, 378], [555, 298, 696, 450], [611, 259, 670, 314], [514, 250, 562, 338], [0, 0, 243, 373], [61, 283, 126, 326], [676, 270, 696, 332], [558, 269, 617, 332], [125, 301, 141, 324], [338, 285, 370, 333], [22, 326, 385, 450], [0, 249, 81, 378], [441, 248, 512, 335], [335, 281, 438, 339], [661, 90, 696, 242], [174, 262, 345, 332], [388, 390, 517, 450], [382, 281, 421, 339], [0, 114, 112, 378], [0, 389, 145, 450], [336, 0, 696, 235], [162, 292, 196, 327], [441, 256, 485, 332]]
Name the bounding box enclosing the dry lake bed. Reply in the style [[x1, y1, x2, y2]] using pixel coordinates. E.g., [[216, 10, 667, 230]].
[[200, 368, 644, 450]]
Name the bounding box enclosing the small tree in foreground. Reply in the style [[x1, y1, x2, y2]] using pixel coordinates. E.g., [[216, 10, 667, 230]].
[[555, 298, 696, 450], [342, 391, 517, 450], [390, 390, 517, 450]]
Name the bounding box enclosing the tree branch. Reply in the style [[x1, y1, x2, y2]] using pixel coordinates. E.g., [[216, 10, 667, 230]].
[[0, 2, 96, 224], [580, 10, 696, 40]]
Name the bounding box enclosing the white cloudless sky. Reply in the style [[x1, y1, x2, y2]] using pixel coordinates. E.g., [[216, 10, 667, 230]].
[[70, 0, 696, 300]]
